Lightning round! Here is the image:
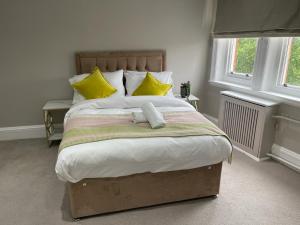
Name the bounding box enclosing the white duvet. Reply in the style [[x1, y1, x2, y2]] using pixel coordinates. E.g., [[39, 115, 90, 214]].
[[55, 96, 232, 183]]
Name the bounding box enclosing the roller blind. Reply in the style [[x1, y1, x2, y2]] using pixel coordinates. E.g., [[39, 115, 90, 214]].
[[213, 0, 300, 37]]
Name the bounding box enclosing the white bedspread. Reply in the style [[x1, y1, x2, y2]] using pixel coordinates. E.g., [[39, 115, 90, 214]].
[[55, 96, 232, 183]]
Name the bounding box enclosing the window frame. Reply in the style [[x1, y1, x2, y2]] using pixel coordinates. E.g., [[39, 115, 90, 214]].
[[274, 37, 300, 97], [227, 38, 258, 78], [210, 36, 300, 101], [222, 38, 254, 86]]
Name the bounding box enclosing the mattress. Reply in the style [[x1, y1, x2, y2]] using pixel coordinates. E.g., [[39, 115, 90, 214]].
[[55, 96, 232, 183]]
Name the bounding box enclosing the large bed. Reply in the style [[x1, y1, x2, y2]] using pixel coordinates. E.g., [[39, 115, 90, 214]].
[[55, 50, 232, 218]]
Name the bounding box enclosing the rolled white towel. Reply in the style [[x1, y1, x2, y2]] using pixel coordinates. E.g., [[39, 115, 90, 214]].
[[141, 102, 166, 129], [132, 112, 147, 123]]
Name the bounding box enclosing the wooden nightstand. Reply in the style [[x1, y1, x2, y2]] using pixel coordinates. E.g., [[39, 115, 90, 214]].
[[175, 94, 199, 111], [43, 100, 72, 146]]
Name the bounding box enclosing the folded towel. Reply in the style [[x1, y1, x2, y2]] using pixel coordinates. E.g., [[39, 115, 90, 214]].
[[132, 112, 147, 123], [141, 102, 166, 129]]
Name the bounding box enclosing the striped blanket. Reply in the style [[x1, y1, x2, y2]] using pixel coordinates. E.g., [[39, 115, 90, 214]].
[[59, 111, 228, 152]]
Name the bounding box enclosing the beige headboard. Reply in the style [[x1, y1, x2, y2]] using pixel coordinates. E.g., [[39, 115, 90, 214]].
[[75, 50, 166, 74]]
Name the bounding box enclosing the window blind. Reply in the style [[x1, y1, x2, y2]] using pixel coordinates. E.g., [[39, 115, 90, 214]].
[[213, 0, 300, 37]]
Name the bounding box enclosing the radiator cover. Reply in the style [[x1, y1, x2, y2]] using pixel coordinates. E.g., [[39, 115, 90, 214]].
[[219, 91, 278, 159]]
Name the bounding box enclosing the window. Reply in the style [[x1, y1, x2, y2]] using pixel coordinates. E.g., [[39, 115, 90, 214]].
[[281, 37, 300, 88], [230, 38, 258, 76], [210, 36, 300, 101], [219, 38, 260, 86]]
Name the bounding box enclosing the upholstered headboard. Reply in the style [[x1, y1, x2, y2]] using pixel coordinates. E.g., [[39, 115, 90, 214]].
[[75, 50, 166, 74]]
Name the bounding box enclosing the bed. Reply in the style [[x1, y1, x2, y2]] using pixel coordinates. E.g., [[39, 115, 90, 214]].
[[55, 50, 232, 218]]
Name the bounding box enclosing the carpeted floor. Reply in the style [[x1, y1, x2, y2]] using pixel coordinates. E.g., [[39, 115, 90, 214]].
[[0, 139, 299, 225]]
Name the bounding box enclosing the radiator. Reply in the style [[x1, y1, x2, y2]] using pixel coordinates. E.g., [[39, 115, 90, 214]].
[[218, 91, 278, 159]]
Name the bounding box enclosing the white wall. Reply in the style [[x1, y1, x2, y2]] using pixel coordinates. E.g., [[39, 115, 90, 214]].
[[0, 0, 216, 127]]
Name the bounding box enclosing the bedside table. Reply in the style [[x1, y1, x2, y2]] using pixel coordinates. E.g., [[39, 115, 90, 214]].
[[43, 100, 72, 146], [175, 94, 199, 111]]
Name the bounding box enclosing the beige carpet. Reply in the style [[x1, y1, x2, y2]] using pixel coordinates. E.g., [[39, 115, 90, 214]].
[[0, 139, 299, 225]]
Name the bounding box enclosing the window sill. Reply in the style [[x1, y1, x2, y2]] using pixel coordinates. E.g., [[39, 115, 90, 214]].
[[209, 80, 300, 107], [209, 80, 252, 91], [258, 91, 300, 107]]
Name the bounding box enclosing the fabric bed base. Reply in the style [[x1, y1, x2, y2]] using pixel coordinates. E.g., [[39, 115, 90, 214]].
[[67, 162, 222, 218]]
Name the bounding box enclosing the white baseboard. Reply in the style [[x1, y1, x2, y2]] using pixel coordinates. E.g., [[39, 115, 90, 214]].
[[268, 144, 300, 172], [1, 117, 299, 173], [0, 113, 218, 142], [233, 145, 270, 162], [203, 113, 299, 172], [0, 125, 46, 141]]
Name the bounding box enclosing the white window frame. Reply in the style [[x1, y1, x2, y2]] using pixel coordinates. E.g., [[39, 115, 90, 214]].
[[226, 38, 257, 78], [274, 37, 300, 97], [223, 38, 254, 86], [210, 38, 263, 88], [210, 36, 300, 103]]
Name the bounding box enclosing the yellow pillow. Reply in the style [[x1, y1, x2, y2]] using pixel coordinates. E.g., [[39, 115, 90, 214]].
[[132, 72, 172, 96], [72, 67, 117, 99]]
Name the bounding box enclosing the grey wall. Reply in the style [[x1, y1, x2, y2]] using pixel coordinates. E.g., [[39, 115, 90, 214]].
[[0, 0, 216, 127]]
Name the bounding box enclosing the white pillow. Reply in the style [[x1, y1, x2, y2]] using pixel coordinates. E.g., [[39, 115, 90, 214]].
[[124, 71, 174, 97], [69, 70, 125, 104]]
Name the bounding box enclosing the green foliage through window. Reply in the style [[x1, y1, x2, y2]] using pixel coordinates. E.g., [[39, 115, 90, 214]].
[[286, 37, 300, 87], [232, 38, 257, 74]]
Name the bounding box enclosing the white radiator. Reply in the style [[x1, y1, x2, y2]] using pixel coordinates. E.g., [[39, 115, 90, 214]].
[[219, 91, 278, 159]]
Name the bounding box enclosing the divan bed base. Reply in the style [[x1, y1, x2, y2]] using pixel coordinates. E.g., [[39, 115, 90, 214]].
[[67, 162, 222, 218]]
